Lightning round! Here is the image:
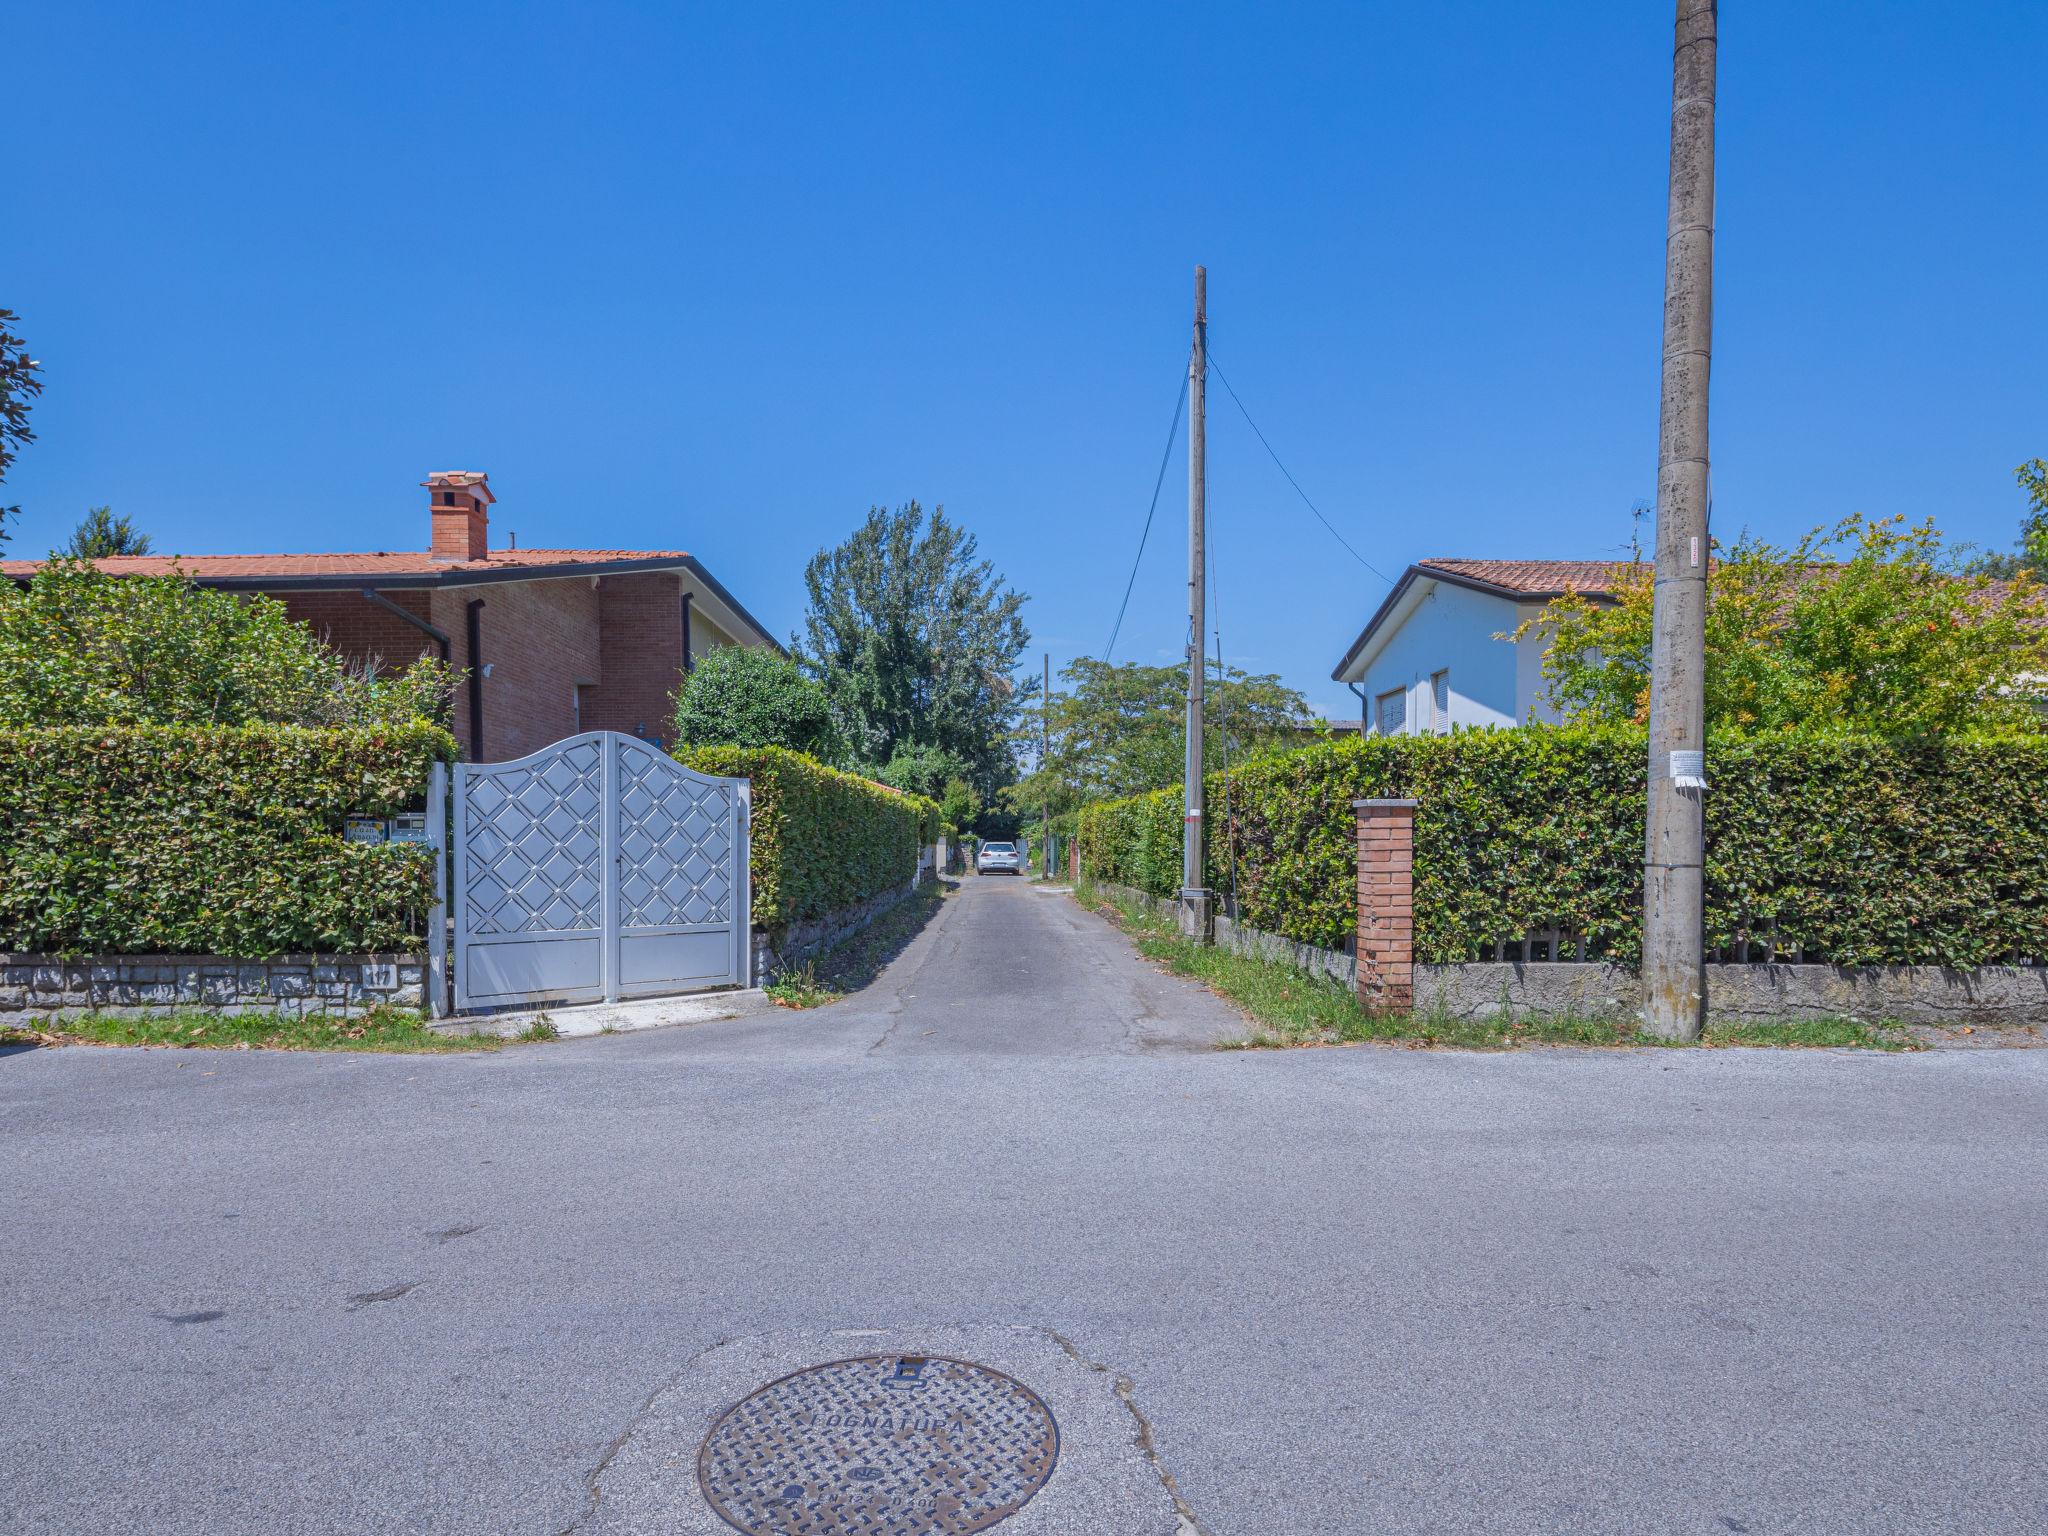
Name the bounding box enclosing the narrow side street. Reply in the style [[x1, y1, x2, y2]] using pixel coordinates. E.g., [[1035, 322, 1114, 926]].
[[4, 879, 2046, 1535]]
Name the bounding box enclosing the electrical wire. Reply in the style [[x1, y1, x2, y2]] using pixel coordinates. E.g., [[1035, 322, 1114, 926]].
[[1102, 373, 1189, 663], [1205, 351, 1397, 587]]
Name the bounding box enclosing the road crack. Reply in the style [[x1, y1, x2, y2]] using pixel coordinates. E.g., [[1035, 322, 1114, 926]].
[[1045, 1328, 1213, 1536], [553, 1334, 739, 1536]]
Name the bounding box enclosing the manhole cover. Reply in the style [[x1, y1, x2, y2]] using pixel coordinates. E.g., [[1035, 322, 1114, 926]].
[[696, 1354, 1059, 1535]]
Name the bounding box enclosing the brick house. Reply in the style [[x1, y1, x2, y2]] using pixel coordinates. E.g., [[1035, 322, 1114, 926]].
[[2, 471, 780, 759]]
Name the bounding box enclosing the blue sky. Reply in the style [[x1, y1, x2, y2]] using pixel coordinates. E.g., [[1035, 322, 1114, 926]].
[[10, 1, 2046, 719]]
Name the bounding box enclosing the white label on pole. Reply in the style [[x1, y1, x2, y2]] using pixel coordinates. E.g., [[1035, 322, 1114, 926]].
[[1669, 749, 1706, 790], [1689, 535, 1701, 567]]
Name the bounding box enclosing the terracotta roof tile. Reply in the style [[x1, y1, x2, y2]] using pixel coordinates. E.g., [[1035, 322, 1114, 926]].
[[1, 548, 690, 581], [1419, 558, 1643, 596]]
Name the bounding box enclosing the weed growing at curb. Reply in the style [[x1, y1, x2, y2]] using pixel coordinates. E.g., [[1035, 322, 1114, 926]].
[[0, 1005, 516, 1054], [1073, 879, 1919, 1052]]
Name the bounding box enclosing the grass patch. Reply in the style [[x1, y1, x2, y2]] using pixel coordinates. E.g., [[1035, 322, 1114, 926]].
[[0, 1005, 515, 1054], [1073, 879, 1919, 1052], [764, 880, 950, 1009]]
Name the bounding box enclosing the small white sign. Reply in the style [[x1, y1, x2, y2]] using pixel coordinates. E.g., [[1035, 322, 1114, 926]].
[[1669, 749, 1707, 790], [343, 816, 387, 844]]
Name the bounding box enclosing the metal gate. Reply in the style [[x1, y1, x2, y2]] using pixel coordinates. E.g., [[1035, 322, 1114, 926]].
[[452, 731, 750, 1012]]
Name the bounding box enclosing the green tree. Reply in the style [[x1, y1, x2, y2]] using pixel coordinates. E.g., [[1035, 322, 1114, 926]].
[[2018, 459, 2048, 570], [1008, 656, 1312, 817], [0, 307, 43, 551], [937, 776, 980, 836], [1519, 515, 2048, 735], [64, 506, 153, 559], [670, 644, 838, 758], [0, 559, 456, 728], [876, 741, 972, 800], [795, 501, 1030, 797]]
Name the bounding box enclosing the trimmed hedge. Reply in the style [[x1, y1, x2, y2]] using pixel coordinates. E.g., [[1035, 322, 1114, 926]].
[[678, 745, 937, 928], [0, 724, 456, 958], [1078, 730, 2048, 968]]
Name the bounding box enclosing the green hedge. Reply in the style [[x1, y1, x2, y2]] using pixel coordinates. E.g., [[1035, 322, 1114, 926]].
[[678, 745, 937, 928], [1078, 730, 2048, 968], [0, 724, 456, 957]]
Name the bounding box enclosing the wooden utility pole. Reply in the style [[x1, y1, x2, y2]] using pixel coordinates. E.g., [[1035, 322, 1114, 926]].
[[1180, 266, 1213, 942], [1642, 0, 1716, 1041], [1041, 651, 1051, 878]]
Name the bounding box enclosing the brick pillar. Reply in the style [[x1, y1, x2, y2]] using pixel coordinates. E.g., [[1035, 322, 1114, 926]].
[[1354, 798, 1417, 1011]]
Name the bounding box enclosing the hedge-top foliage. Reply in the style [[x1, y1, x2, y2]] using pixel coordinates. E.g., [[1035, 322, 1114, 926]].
[[0, 724, 456, 958], [678, 744, 937, 929], [1078, 729, 2048, 968]]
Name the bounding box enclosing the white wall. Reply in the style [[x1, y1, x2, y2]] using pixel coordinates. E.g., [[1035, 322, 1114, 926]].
[[1354, 581, 1525, 733]]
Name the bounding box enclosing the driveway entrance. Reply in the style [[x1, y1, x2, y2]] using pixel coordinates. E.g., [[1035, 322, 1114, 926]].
[[452, 731, 750, 1012]]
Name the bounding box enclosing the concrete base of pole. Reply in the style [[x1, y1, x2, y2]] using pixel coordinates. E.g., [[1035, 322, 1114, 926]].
[[1178, 888, 1215, 944]]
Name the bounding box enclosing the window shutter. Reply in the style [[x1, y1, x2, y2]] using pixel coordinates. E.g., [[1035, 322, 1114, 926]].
[[1377, 688, 1406, 736], [1431, 669, 1450, 732]]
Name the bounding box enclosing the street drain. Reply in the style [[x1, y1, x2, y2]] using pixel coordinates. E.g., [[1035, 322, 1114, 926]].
[[696, 1354, 1059, 1535]]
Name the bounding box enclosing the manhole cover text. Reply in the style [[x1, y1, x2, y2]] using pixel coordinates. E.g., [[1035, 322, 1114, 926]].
[[696, 1354, 1059, 1535]]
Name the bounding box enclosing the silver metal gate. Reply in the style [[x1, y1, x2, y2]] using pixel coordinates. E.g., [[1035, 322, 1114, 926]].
[[451, 731, 750, 1013]]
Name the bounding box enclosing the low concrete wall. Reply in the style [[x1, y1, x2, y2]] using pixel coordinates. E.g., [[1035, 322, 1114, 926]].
[[751, 871, 934, 981], [1421, 961, 2048, 1026], [1, 953, 427, 1020], [1083, 882, 2048, 1026], [1088, 882, 1358, 988]]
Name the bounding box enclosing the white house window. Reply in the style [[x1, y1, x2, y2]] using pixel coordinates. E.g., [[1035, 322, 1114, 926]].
[[1430, 669, 1450, 732], [1376, 687, 1406, 736]]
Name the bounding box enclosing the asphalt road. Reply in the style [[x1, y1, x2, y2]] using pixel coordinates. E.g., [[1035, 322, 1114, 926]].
[[4, 876, 2046, 1535]]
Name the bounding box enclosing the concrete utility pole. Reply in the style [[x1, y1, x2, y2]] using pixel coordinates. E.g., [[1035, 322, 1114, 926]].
[[1642, 0, 1716, 1041], [1041, 651, 1051, 879], [1180, 266, 1213, 942]]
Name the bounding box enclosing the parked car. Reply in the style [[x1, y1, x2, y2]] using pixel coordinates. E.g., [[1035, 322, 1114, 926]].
[[977, 840, 1022, 875]]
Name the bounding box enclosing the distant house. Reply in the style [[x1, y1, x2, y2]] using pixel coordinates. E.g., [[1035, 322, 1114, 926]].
[[2, 471, 780, 760], [1329, 559, 1629, 735]]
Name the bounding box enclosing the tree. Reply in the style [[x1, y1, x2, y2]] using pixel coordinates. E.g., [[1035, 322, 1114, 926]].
[[1965, 459, 2048, 578], [795, 502, 1030, 797], [1006, 656, 1312, 819], [0, 559, 456, 728], [64, 506, 153, 559], [937, 776, 980, 837], [670, 645, 838, 758], [0, 307, 43, 552], [1519, 515, 2048, 736], [875, 742, 972, 801]]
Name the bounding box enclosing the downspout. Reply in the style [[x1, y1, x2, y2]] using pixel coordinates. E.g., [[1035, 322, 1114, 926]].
[[680, 591, 694, 673], [359, 588, 452, 663], [1347, 681, 1369, 739], [465, 599, 486, 759]]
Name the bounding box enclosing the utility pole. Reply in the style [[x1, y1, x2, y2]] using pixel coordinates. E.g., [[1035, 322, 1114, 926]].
[[1642, 0, 1716, 1041], [1041, 651, 1051, 879], [1180, 266, 1213, 942]]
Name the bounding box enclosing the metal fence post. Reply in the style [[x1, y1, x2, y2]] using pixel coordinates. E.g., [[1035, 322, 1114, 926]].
[[426, 760, 450, 1017]]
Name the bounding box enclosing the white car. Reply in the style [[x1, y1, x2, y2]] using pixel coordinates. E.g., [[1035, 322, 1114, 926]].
[[976, 840, 1022, 875]]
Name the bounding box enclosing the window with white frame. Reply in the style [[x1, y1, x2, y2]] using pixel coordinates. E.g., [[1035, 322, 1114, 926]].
[[1430, 669, 1450, 732], [1376, 687, 1407, 736]]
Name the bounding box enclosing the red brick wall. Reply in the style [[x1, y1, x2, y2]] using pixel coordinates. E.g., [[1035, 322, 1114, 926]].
[[581, 572, 685, 744], [272, 573, 695, 761], [1355, 799, 1417, 1011], [281, 591, 440, 673], [431, 578, 599, 761]]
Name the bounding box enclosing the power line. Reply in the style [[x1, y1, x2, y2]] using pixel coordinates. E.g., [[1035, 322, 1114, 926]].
[[1102, 374, 1189, 663], [1205, 351, 1396, 586]]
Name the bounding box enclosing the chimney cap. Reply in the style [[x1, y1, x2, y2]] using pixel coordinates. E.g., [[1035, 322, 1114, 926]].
[[422, 470, 495, 504]]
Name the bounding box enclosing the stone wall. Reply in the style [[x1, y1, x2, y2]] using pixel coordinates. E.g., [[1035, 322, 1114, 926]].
[[751, 871, 933, 981], [1, 954, 426, 1020], [1420, 961, 2048, 1026]]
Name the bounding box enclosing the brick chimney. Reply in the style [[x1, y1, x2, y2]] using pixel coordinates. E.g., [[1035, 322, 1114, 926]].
[[425, 471, 494, 561]]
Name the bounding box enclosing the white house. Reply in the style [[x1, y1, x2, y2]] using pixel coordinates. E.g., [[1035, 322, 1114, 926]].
[[1330, 560, 1628, 734]]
